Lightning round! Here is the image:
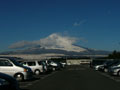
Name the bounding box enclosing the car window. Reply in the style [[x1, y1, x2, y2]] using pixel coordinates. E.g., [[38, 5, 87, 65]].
[[10, 59, 22, 67], [38, 61, 42, 65], [27, 62, 36, 66], [0, 60, 13, 66], [20, 62, 27, 66]]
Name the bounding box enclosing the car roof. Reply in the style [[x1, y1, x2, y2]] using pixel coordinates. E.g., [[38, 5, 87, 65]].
[[0, 58, 9, 60]]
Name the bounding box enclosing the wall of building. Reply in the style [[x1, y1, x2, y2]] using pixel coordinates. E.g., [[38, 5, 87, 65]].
[[66, 59, 92, 65]]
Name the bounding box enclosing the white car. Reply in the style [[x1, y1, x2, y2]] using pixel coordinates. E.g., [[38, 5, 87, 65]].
[[21, 61, 44, 75], [60, 62, 67, 68], [108, 67, 120, 76], [94, 65, 104, 71], [46, 60, 61, 71], [110, 63, 120, 69], [0, 58, 33, 81]]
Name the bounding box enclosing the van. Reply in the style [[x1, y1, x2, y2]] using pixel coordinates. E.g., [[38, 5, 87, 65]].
[[0, 58, 33, 81], [21, 61, 44, 75]]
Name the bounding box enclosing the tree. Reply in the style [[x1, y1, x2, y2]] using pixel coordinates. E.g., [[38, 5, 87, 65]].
[[108, 50, 120, 59]]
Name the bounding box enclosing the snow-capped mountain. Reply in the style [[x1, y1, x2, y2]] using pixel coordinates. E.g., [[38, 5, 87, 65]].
[[0, 45, 110, 55], [9, 33, 86, 52], [1, 33, 110, 55]]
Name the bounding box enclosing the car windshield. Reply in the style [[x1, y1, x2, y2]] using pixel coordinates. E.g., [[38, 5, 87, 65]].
[[10, 59, 22, 67]]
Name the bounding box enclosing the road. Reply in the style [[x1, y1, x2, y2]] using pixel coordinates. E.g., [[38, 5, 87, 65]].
[[20, 65, 120, 90]]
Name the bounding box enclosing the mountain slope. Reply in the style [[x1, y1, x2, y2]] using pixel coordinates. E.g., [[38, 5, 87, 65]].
[[0, 45, 110, 55], [5, 33, 110, 55]]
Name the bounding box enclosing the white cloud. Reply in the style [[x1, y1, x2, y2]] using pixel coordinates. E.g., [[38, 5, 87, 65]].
[[38, 33, 77, 49], [9, 41, 35, 49], [73, 20, 87, 26], [9, 33, 86, 52]]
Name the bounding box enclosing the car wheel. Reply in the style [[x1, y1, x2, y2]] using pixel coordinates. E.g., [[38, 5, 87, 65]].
[[34, 70, 40, 75], [14, 74, 24, 81]]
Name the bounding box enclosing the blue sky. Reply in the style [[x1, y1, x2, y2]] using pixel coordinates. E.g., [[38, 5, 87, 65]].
[[0, 0, 120, 52]]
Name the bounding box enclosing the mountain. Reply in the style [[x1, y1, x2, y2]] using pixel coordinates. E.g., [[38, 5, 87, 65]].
[[0, 45, 111, 55], [3, 33, 111, 56]]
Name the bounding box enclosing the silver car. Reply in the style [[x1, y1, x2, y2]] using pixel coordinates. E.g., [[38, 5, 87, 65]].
[[21, 61, 44, 75], [0, 58, 33, 81], [108, 66, 120, 76]]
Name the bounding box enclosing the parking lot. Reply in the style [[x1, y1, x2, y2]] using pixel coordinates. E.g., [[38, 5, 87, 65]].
[[19, 71, 58, 89], [19, 65, 120, 90]]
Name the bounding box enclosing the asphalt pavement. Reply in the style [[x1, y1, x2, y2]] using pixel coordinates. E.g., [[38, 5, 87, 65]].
[[20, 65, 120, 90]]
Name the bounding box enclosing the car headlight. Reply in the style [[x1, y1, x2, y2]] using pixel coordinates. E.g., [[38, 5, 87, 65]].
[[113, 69, 119, 72]]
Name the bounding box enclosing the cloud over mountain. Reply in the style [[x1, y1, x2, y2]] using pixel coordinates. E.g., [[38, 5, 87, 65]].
[[73, 20, 87, 26], [9, 33, 86, 52], [9, 41, 35, 49]]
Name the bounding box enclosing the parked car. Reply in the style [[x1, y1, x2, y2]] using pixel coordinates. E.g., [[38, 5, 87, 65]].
[[21, 61, 45, 75], [0, 72, 20, 90], [41, 60, 53, 72], [90, 59, 106, 68], [37, 61, 48, 72], [94, 64, 104, 71], [46, 60, 61, 71], [109, 62, 120, 69], [55, 61, 64, 69], [108, 67, 120, 76], [60, 62, 67, 68], [99, 60, 120, 72], [0, 58, 33, 81]]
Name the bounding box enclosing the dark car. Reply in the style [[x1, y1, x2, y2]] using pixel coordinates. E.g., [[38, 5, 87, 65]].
[[0, 73, 20, 90], [99, 60, 120, 72], [90, 59, 106, 68], [41, 60, 53, 73]]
